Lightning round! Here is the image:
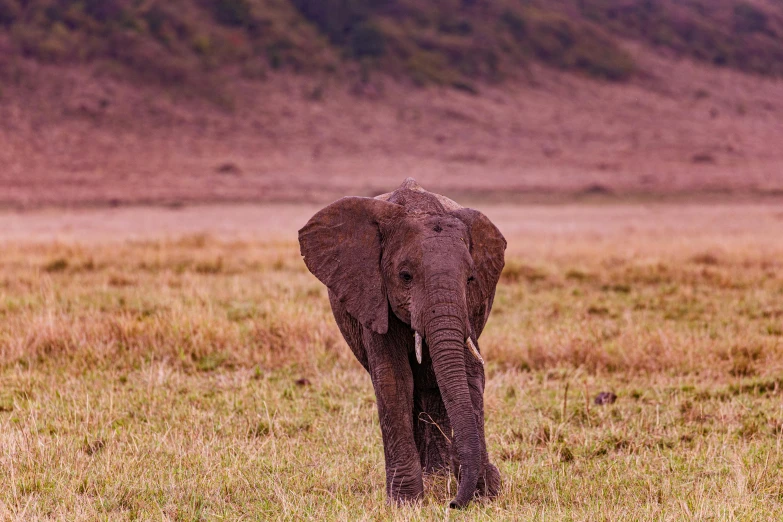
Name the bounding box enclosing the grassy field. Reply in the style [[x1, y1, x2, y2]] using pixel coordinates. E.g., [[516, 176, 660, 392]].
[[1, 203, 783, 519]]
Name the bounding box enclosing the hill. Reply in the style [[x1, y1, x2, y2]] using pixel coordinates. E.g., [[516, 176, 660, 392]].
[[1, 0, 783, 207], [3, 0, 783, 91]]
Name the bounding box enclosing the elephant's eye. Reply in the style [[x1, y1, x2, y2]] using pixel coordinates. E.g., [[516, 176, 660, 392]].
[[467, 275, 475, 283], [399, 271, 413, 283]]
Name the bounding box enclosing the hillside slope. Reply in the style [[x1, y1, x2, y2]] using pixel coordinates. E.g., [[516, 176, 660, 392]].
[[3, 0, 783, 90], [2, 41, 783, 208], [2, 1, 783, 207]]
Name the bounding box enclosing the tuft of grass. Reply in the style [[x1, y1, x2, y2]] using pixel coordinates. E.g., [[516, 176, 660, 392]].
[[43, 258, 69, 272], [691, 252, 721, 265], [501, 260, 548, 284]]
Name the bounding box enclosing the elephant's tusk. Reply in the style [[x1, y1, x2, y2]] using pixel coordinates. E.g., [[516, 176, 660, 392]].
[[415, 331, 423, 364], [466, 337, 485, 366]]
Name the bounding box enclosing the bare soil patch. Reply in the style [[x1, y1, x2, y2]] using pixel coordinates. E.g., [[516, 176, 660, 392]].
[[1, 201, 780, 253]]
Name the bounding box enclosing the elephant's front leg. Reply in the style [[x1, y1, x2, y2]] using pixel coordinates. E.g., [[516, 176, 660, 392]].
[[364, 327, 423, 503]]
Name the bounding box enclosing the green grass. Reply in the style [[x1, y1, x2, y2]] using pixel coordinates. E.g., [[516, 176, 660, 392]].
[[1, 225, 783, 518]]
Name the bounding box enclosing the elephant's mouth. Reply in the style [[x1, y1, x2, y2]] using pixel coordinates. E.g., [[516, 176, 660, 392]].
[[412, 330, 484, 366]]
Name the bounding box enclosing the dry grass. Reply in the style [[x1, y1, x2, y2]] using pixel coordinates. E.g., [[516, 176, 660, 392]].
[[1, 203, 783, 519], [0, 237, 339, 373]]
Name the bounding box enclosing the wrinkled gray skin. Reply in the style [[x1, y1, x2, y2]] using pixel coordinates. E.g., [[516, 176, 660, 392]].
[[299, 178, 505, 508]]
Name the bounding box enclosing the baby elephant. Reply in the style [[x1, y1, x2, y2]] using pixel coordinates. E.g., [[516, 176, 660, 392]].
[[299, 178, 505, 508]]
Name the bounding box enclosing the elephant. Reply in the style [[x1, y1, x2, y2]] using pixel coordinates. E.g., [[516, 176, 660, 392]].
[[298, 178, 506, 508]]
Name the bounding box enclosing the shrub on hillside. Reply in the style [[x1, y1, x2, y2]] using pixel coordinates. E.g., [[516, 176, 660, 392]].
[[82, 0, 127, 23], [106, 31, 194, 85], [517, 6, 635, 81], [576, 0, 783, 77], [7, 0, 783, 93], [292, 0, 395, 44], [501, 9, 527, 41], [349, 21, 386, 58], [143, 5, 188, 44], [0, 0, 20, 26], [733, 2, 768, 34], [14, 22, 81, 62], [210, 0, 253, 27], [406, 49, 457, 86]]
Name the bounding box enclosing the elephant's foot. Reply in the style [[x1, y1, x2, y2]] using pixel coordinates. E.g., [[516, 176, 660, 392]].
[[449, 457, 500, 502], [386, 471, 424, 504], [476, 462, 501, 498]]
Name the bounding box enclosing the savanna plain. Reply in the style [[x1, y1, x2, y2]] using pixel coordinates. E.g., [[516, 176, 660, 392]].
[[2, 202, 783, 520]]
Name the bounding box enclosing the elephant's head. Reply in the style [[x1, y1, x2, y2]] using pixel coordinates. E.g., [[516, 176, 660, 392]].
[[299, 192, 505, 507]]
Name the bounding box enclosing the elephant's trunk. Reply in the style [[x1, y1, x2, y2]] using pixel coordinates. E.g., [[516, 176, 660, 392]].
[[422, 275, 480, 509]]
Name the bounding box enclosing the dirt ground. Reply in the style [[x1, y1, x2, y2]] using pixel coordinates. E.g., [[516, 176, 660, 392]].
[[2, 43, 783, 209], [2, 201, 781, 253]]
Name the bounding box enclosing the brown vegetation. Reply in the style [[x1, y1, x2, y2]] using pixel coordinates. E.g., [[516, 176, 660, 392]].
[[1, 203, 783, 518], [1, 201, 781, 375], [3, 0, 783, 89]]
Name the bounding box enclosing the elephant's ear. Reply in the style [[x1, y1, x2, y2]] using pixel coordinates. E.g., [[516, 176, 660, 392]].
[[299, 197, 405, 335], [451, 208, 507, 307]]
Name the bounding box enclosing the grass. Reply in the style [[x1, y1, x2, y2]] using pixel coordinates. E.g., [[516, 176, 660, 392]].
[[1, 212, 783, 519]]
